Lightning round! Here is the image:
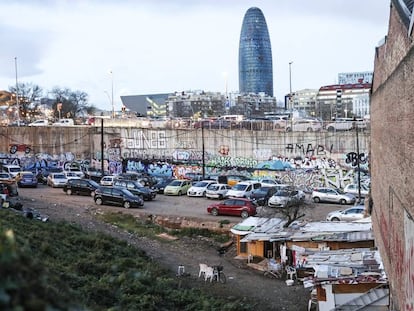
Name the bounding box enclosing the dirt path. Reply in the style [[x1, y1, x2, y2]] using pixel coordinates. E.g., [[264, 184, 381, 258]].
[[17, 191, 311, 311]]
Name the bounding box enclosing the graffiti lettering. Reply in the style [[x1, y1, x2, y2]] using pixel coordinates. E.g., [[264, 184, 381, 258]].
[[345, 152, 367, 167], [285, 143, 332, 156]]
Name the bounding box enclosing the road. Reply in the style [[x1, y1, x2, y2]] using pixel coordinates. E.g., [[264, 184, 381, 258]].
[[16, 184, 346, 224]]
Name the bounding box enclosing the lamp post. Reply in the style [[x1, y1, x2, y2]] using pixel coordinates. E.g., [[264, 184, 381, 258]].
[[289, 61, 293, 111], [14, 57, 21, 126], [354, 117, 362, 203], [109, 70, 115, 118]]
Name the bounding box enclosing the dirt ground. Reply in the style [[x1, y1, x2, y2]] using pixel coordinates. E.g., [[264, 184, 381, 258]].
[[16, 191, 312, 311]]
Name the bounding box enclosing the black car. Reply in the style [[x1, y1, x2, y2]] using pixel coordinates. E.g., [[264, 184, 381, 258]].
[[113, 180, 156, 201], [151, 178, 175, 194], [94, 187, 144, 208], [249, 186, 278, 206], [63, 179, 101, 196]]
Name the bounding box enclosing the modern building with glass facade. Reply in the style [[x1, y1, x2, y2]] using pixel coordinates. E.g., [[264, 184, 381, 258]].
[[239, 7, 273, 97]]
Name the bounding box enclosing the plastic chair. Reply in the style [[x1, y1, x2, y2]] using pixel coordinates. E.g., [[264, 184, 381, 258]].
[[285, 266, 297, 280], [198, 263, 208, 278]]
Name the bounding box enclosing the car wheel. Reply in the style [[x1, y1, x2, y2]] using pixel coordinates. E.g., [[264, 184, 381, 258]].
[[307, 127, 313, 132], [339, 199, 347, 205], [313, 197, 320, 203], [218, 194, 223, 200], [123, 201, 131, 209], [178, 191, 182, 196], [202, 191, 206, 197], [327, 126, 335, 132], [241, 211, 249, 219], [67, 189, 72, 195], [211, 208, 219, 216], [331, 217, 340, 221], [95, 197, 103, 205]]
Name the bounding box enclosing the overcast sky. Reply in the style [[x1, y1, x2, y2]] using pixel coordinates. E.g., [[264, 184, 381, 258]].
[[0, 0, 390, 111]]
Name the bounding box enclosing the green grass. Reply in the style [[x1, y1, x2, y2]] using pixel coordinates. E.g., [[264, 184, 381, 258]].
[[0, 210, 252, 311]]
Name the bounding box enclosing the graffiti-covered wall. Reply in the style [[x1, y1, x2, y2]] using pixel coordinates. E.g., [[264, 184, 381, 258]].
[[0, 126, 369, 172]]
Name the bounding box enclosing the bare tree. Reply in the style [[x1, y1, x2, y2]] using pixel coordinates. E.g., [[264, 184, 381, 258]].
[[9, 83, 43, 119], [49, 87, 95, 119]]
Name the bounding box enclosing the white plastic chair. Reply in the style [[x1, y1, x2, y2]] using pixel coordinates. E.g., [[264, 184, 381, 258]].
[[204, 266, 214, 282], [285, 266, 297, 280], [198, 263, 208, 278]]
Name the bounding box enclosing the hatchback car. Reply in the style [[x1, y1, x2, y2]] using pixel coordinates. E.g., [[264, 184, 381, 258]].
[[163, 179, 192, 196], [207, 198, 257, 218], [0, 173, 13, 183], [113, 180, 157, 201], [226, 181, 262, 198], [205, 183, 232, 200], [151, 178, 175, 194], [47, 173, 68, 188], [187, 180, 217, 197], [94, 187, 144, 208], [100, 175, 117, 186], [15, 171, 38, 188], [268, 189, 306, 208], [343, 183, 369, 198], [311, 187, 356, 205], [63, 179, 101, 196], [326, 205, 366, 221], [249, 186, 278, 206]]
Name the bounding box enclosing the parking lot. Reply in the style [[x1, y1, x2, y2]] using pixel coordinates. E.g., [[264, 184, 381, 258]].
[[17, 183, 347, 223]]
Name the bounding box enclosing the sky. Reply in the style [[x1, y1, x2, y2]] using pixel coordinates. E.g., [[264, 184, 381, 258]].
[[0, 0, 391, 111]]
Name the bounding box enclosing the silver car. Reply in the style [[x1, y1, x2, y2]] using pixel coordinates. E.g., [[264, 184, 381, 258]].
[[326, 205, 366, 221], [206, 183, 232, 200], [312, 187, 356, 205]]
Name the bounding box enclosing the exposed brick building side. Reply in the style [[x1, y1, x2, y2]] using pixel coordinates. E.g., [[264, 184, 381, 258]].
[[371, 1, 414, 310]]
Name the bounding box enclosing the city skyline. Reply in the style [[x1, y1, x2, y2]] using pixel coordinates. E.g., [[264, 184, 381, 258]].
[[0, 1, 389, 111]]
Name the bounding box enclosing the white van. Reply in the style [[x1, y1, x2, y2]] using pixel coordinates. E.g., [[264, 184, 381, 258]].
[[226, 181, 262, 198], [2, 165, 22, 178], [52, 118, 74, 126]]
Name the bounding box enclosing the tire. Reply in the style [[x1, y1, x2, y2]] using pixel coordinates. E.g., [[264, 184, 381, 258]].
[[331, 217, 340, 221], [123, 201, 131, 209], [202, 191, 206, 197], [95, 197, 103, 205], [218, 194, 223, 200], [178, 191, 182, 196], [67, 189, 72, 195], [313, 197, 320, 203], [286, 127, 292, 132], [241, 210, 249, 219], [339, 199, 347, 205], [211, 208, 219, 216], [307, 127, 313, 132], [327, 126, 335, 132]]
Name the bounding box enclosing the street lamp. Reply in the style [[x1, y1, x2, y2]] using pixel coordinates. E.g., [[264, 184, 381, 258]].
[[289, 61, 293, 111], [14, 57, 21, 126], [109, 70, 115, 118]]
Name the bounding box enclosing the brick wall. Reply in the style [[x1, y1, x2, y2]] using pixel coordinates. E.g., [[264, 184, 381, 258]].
[[371, 2, 414, 310]]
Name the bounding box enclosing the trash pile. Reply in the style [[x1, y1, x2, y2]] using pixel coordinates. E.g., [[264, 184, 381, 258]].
[[1, 199, 49, 222]]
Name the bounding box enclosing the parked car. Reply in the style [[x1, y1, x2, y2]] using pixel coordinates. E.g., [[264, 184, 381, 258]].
[[151, 178, 175, 194], [113, 179, 157, 201], [15, 171, 38, 188], [0, 172, 14, 183], [285, 118, 322, 132], [163, 179, 192, 196], [1, 164, 22, 178], [311, 187, 356, 205], [249, 186, 278, 206], [94, 187, 144, 208], [226, 181, 262, 198], [63, 179, 101, 196], [326, 205, 366, 221], [205, 183, 232, 200], [28, 119, 49, 126], [63, 171, 82, 180], [268, 189, 306, 208], [52, 118, 74, 126], [187, 180, 217, 197], [207, 198, 257, 218], [257, 178, 284, 187], [47, 173, 68, 188], [325, 118, 367, 132], [343, 183, 370, 198], [100, 175, 117, 186]]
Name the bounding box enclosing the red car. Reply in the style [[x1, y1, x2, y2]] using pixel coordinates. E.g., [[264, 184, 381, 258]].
[[207, 198, 257, 218]]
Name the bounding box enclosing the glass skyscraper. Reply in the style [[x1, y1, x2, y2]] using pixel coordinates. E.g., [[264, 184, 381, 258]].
[[239, 7, 273, 97]]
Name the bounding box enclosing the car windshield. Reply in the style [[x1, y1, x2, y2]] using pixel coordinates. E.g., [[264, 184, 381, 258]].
[[194, 181, 209, 187], [54, 174, 66, 179], [10, 167, 21, 173], [208, 184, 219, 190], [232, 184, 248, 191], [121, 188, 134, 196], [169, 180, 182, 186], [275, 190, 290, 197], [254, 187, 271, 194], [89, 180, 100, 187], [336, 188, 346, 194]]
